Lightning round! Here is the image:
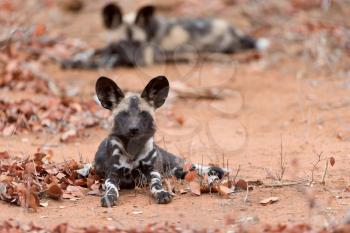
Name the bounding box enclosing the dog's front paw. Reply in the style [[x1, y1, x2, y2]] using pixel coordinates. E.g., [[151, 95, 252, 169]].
[[101, 194, 117, 207], [155, 190, 172, 204]]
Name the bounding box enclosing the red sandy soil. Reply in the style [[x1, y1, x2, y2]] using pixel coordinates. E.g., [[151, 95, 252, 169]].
[[1, 0, 350, 231]]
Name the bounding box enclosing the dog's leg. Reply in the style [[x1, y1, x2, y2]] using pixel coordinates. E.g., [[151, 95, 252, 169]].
[[101, 173, 120, 207], [149, 171, 172, 204]]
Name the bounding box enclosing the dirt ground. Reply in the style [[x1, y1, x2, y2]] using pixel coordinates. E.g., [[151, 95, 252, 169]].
[[1, 0, 350, 231]]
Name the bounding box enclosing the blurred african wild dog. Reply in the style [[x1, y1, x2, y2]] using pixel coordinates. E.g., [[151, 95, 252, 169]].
[[62, 3, 269, 69], [94, 76, 225, 206]]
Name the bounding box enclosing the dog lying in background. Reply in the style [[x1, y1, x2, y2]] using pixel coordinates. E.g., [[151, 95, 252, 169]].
[[62, 3, 268, 69], [94, 76, 225, 206]]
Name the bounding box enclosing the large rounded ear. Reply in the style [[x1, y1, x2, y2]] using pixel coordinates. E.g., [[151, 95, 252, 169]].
[[135, 5, 155, 28], [102, 3, 123, 29], [96, 76, 124, 110], [141, 76, 169, 109]]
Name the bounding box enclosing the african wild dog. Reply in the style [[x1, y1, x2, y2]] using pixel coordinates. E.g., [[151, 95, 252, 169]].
[[62, 3, 269, 69], [94, 76, 225, 206]]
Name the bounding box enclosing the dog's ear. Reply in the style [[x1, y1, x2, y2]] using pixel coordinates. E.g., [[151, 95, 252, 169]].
[[141, 76, 169, 109], [134, 5, 155, 29], [96, 76, 124, 110], [102, 3, 123, 29]]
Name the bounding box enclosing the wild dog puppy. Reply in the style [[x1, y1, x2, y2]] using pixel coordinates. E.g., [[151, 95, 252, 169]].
[[94, 76, 225, 206], [62, 3, 268, 69]]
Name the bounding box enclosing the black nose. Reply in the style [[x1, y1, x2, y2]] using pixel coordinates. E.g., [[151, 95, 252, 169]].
[[129, 128, 139, 135]]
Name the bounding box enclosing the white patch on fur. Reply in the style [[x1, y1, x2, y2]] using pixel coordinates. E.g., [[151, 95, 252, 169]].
[[199, 19, 229, 47], [112, 149, 120, 157], [160, 25, 189, 51], [105, 178, 119, 198], [139, 98, 155, 117], [193, 164, 230, 175], [124, 12, 136, 24], [104, 17, 146, 44], [150, 171, 164, 196], [111, 92, 135, 114], [113, 156, 132, 169], [143, 46, 154, 65], [105, 24, 128, 43], [151, 177, 161, 183], [132, 26, 147, 42], [151, 186, 163, 195], [110, 93, 155, 121], [110, 139, 123, 148], [150, 171, 161, 179], [256, 38, 270, 51], [193, 164, 211, 175], [141, 150, 157, 165], [111, 137, 155, 170], [137, 137, 154, 160]]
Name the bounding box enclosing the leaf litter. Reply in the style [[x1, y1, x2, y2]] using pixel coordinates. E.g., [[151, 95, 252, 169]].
[[0, 19, 109, 139], [0, 98, 109, 138], [0, 149, 101, 211], [0, 219, 349, 233]]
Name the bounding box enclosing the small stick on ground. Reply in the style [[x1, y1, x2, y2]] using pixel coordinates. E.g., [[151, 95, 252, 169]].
[[199, 153, 204, 187], [222, 154, 225, 169], [232, 165, 241, 184], [321, 158, 329, 185], [261, 181, 302, 188], [243, 184, 249, 206], [226, 158, 229, 183]]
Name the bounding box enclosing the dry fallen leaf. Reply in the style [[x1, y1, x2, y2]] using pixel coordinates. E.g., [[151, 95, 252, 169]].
[[179, 186, 187, 194], [46, 183, 63, 199], [175, 115, 185, 126], [34, 23, 46, 37], [218, 185, 234, 198], [189, 182, 201, 196], [25, 162, 36, 175], [74, 178, 86, 187], [0, 151, 10, 159], [76, 164, 92, 177], [60, 129, 77, 143], [260, 196, 279, 206], [185, 170, 197, 182], [235, 179, 248, 190], [2, 124, 16, 136], [40, 202, 49, 207], [56, 172, 66, 180], [87, 189, 102, 196], [132, 211, 143, 215], [17, 183, 40, 211], [66, 185, 85, 198], [330, 157, 335, 167], [183, 162, 193, 171]]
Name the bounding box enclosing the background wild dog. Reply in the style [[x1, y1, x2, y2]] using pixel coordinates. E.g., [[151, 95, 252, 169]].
[[94, 76, 225, 207], [62, 3, 268, 69]]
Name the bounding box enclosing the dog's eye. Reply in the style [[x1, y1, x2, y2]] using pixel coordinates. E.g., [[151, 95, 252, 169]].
[[140, 111, 151, 118]]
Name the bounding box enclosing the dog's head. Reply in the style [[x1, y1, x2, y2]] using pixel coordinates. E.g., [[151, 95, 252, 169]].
[[102, 3, 158, 43], [96, 76, 169, 140]]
